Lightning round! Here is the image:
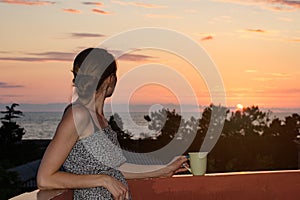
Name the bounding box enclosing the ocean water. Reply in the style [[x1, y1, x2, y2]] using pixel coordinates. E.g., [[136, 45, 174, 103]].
[[16, 112, 156, 139], [15, 111, 297, 140], [16, 112, 63, 139]]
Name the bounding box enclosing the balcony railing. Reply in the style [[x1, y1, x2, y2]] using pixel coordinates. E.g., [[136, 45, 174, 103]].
[[10, 170, 300, 200]]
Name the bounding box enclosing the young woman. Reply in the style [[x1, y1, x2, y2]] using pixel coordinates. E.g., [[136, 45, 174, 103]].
[[37, 48, 188, 200]]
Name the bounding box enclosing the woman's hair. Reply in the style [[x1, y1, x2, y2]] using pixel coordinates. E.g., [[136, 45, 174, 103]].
[[72, 48, 117, 101]]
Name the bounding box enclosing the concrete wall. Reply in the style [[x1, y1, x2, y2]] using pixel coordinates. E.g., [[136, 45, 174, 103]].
[[11, 170, 300, 200]]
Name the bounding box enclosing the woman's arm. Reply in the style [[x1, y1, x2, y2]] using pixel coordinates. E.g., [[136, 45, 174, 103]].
[[119, 156, 188, 179], [36, 106, 129, 199]]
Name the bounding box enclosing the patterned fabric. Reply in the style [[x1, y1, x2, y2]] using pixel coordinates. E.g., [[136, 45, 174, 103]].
[[63, 122, 130, 199]]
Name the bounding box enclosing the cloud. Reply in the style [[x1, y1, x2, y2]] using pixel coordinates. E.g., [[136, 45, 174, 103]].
[[274, 0, 300, 8], [145, 14, 182, 19], [273, 88, 300, 94], [70, 33, 106, 39], [63, 8, 81, 14], [237, 29, 281, 42], [0, 51, 75, 62], [0, 82, 24, 88], [109, 50, 157, 62], [82, 2, 103, 6], [212, 0, 300, 12], [0, 50, 156, 63], [91, 8, 112, 14], [194, 33, 216, 41], [225, 87, 300, 101], [0, 0, 55, 6], [118, 53, 155, 62], [267, 72, 292, 78], [27, 52, 75, 62], [253, 72, 292, 81], [254, 87, 300, 96], [201, 35, 214, 41], [111, 0, 165, 8], [290, 38, 300, 42], [130, 2, 165, 8], [246, 29, 266, 33]]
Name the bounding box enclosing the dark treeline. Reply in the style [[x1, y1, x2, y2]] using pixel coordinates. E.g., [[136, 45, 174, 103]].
[[111, 105, 300, 173], [0, 104, 42, 199]]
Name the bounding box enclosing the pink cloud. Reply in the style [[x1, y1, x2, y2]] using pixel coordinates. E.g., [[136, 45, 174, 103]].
[[246, 29, 266, 33], [274, 0, 300, 8], [118, 53, 155, 62], [0, 0, 54, 6], [63, 8, 81, 14], [70, 33, 106, 39], [131, 2, 165, 8], [109, 50, 157, 62], [82, 2, 103, 6], [290, 38, 300, 42], [201, 35, 214, 41], [0, 51, 75, 62], [91, 8, 112, 14], [0, 82, 24, 88], [0, 50, 156, 63], [213, 0, 300, 12]]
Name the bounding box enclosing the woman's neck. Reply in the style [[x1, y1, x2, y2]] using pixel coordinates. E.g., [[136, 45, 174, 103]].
[[82, 94, 108, 129], [87, 93, 106, 116]]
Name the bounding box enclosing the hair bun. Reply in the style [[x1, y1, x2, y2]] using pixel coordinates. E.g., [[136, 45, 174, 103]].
[[74, 74, 98, 99]]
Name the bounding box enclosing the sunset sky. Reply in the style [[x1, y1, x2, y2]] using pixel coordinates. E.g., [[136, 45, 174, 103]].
[[1, 0, 300, 111]]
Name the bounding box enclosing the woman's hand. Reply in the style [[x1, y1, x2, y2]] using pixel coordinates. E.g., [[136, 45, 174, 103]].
[[101, 175, 129, 200], [160, 156, 189, 177], [120, 156, 189, 180]]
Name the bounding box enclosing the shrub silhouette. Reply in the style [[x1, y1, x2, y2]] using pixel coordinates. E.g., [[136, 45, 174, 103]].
[[112, 105, 300, 172], [0, 103, 25, 145]]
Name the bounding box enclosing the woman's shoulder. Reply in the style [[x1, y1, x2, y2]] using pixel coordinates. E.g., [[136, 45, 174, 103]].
[[62, 103, 91, 128]]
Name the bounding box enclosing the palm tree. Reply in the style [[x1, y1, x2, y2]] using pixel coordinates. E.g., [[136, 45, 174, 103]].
[[0, 103, 23, 123], [0, 103, 25, 144]]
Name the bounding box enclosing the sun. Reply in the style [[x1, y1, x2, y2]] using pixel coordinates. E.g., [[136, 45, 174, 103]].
[[236, 103, 244, 110]]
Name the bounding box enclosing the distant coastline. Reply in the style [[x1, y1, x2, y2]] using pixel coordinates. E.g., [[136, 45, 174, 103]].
[[1, 102, 300, 113]]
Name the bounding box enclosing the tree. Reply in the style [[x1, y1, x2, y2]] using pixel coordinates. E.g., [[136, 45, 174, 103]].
[[0, 103, 25, 145], [1, 103, 23, 123], [114, 105, 299, 172]]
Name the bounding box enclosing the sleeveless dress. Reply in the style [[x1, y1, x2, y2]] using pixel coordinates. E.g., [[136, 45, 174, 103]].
[[62, 105, 130, 199]]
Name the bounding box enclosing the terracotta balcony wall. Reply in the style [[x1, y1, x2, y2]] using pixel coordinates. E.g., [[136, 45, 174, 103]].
[[10, 170, 300, 200]]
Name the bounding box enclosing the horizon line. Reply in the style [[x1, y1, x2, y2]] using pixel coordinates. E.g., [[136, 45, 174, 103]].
[[1, 102, 300, 113]]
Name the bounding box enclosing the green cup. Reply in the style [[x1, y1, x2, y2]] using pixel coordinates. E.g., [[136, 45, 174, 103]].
[[188, 152, 208, 176]]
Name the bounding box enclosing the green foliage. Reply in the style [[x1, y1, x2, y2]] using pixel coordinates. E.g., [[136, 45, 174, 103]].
[[113, 105, 300, 172], [0, 104, 40, 199], [0, 103, 25, 145], [0, 121, 25, 144]]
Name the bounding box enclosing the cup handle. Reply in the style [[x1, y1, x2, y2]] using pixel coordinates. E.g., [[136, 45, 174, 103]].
[[182, 163, 192, 173], [183, 155, 192, 173]]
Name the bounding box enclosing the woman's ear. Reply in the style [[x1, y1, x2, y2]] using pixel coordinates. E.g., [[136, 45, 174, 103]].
[[109, 74, 116, 84]]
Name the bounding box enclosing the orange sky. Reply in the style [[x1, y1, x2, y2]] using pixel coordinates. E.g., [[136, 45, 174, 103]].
[[1, 0, 300, 110]]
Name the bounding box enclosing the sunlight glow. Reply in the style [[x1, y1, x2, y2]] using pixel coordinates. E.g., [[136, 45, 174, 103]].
[[236, 104, 244, 110]]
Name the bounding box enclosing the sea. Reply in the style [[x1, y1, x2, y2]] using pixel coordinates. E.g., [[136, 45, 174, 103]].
[[16, 112, 156, 140], [15, 110, 299, 140]]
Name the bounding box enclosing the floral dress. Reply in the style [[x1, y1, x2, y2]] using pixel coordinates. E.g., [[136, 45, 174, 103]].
[[62, 107, 130, 199]]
